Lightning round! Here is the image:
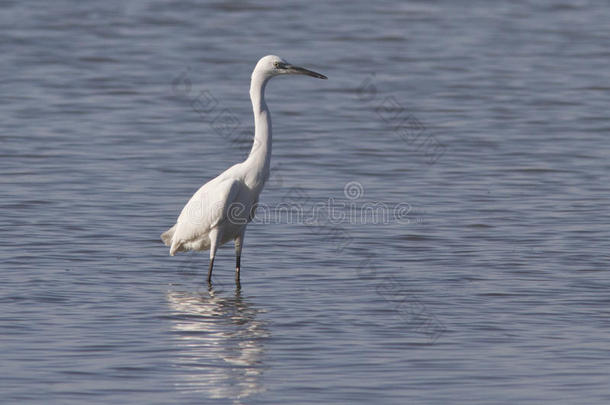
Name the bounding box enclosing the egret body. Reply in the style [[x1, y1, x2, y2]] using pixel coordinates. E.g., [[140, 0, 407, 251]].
[[161, 55, 327, 286]]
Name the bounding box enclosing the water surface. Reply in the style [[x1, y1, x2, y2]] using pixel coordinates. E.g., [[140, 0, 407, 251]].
[[1, 0, 609, 403]]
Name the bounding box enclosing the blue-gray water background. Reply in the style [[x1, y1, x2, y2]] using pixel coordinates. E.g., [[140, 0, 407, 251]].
[[1, 0, 609, 403]]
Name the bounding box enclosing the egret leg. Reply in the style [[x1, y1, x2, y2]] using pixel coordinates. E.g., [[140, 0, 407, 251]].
[[235, 232, 244, 286], [235, 257, 241, 289], [207, 258, 215, 284], [207, 228, 221, 284]]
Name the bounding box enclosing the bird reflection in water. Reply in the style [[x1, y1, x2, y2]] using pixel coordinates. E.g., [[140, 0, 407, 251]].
[[166, 286, 268, 402]]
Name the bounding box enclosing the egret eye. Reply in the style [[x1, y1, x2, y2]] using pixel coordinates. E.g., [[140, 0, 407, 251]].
[[273, 61, 280, 68]]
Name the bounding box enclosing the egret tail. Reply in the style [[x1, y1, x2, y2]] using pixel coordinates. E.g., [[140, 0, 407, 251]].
[[161, 225, 176, 247]]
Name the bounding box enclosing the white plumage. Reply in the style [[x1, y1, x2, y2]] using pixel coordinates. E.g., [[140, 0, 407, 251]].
[[161, 55, 327, 285]]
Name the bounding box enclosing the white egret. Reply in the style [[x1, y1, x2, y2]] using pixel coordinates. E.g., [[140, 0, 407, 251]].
[[161, 55, 327, 285]]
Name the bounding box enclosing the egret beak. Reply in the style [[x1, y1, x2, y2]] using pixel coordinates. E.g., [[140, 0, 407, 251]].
[[285, 64, 327, 79]]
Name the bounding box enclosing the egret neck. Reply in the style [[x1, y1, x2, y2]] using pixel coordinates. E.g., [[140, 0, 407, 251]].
[[245, 71, 272, 190]]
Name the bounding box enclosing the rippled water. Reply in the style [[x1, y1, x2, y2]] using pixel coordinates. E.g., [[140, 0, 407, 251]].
[[2, 0, 609, 403]]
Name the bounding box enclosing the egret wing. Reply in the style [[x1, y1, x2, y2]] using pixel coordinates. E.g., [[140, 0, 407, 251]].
[[169, 178, 242, 254]]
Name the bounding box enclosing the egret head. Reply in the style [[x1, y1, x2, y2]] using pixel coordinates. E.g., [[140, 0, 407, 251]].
[[253, 55, 327, 80]]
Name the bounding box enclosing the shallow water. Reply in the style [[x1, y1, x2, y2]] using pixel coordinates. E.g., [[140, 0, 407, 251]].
[[1, 0, 610, 403]]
